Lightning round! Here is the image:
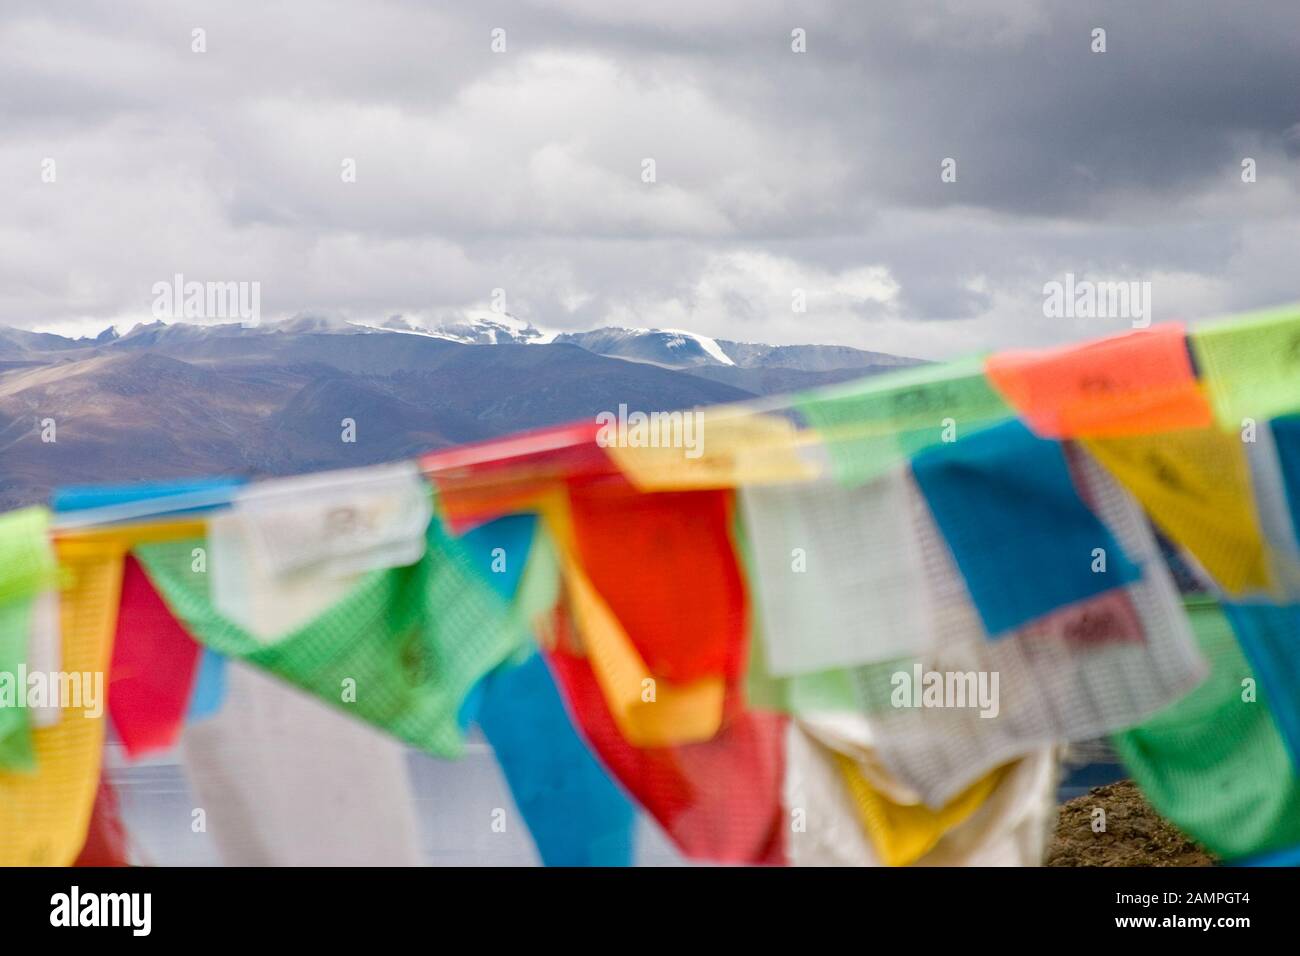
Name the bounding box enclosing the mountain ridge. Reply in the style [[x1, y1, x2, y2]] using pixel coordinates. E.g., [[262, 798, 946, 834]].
[[0, 316, 924, 509]]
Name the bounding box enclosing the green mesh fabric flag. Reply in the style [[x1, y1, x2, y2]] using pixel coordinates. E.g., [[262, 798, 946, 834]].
[[1190, 304, 1300, 427], [1112, 596, 1300, 860], [135, 513, 533, 758], [795, 356, 1014, 486], [0, 507, 59, 772]]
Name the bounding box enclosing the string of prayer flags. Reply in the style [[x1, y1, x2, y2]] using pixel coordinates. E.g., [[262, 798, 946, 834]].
[[795, 355, 1013, 486], [1111, 597, 1300, 860], [984, 324, 1212, 438], [1190, 304, 1300, 429], [12, 304, 1300, 867], [910, 420, 1142, 637]]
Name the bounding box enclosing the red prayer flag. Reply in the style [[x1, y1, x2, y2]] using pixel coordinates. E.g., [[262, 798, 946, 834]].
[[108, 554, 202, 758]]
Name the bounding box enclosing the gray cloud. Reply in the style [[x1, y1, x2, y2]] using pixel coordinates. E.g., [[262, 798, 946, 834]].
[[1, 0, 1298, 357]]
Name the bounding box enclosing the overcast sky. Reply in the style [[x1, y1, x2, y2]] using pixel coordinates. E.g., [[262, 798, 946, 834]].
[[2, 1, 1298, 358]]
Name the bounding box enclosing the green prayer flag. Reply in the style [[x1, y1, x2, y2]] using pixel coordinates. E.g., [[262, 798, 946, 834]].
[[795, 356, 1014, 485], [135, 513, 534, 758], [1111, 596, 1300, 860], [0, 507, 58, 773], [1190, 304, 1300, 427]]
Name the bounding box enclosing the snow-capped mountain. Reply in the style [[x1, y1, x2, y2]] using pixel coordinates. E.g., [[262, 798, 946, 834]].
[[340, 313, 924, 376]]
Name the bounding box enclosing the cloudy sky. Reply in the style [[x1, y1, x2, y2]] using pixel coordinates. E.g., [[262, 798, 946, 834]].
[[2, 0, 1298, 358]]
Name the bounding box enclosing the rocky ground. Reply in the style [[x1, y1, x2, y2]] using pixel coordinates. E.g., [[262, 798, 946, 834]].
[[1046, 779, 1215, 867]]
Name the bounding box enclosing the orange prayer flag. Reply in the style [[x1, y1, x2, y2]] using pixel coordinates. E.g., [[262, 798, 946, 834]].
[[986, 324, 1213, 438]]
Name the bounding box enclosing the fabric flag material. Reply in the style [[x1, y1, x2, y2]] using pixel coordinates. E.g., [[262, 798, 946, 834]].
[[1243, 419, 1300, 598], [0, 537, 121, 866], [476, 653, 637, 866], [54, 478, 243, 725], [783, 721, 1056, 867], [835, 752, 1008, 867], [1271, 416, 1300, 551], [108, 554, 202, 758], [207, 463, 431, 639], [136, 509, 529, 759], [187, 649, 227, 721], [457, 514, 634, 866], [181, 660, 423, 865], [795, 355, 1013, 487], [216, 462, 431, 581], [1190, 304, 1300, 428], [25, 591, 62, 730], [985, 324, 1212, 438], [605, 405, 820, 491], [562, 558, 726, 746], [852, 449, 1205, 806], [735, 513, 878, 715], [800, 713, 1011, 866], [740, 468, 935, 674], [52, 477, 246, 520], [566, 478, 746, 684], [1112, 596, 1300, 860], [535, 479, 745, 746], [426, 421, 614, 533], [73, 772, 133, 867], [0, 507, 60, 770], [911, 419, 1141, 637], [1221, 603, 1300, 771], [1084, 427, 1274, 595], [547, 608, 786, 865]]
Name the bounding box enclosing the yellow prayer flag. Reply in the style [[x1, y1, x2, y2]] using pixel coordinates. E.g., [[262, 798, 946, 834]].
[[606, 406, 821, 491], [1083, 429, 1274, 595], [835, 752, 1008, 867], [0, 539, 122, 866]]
